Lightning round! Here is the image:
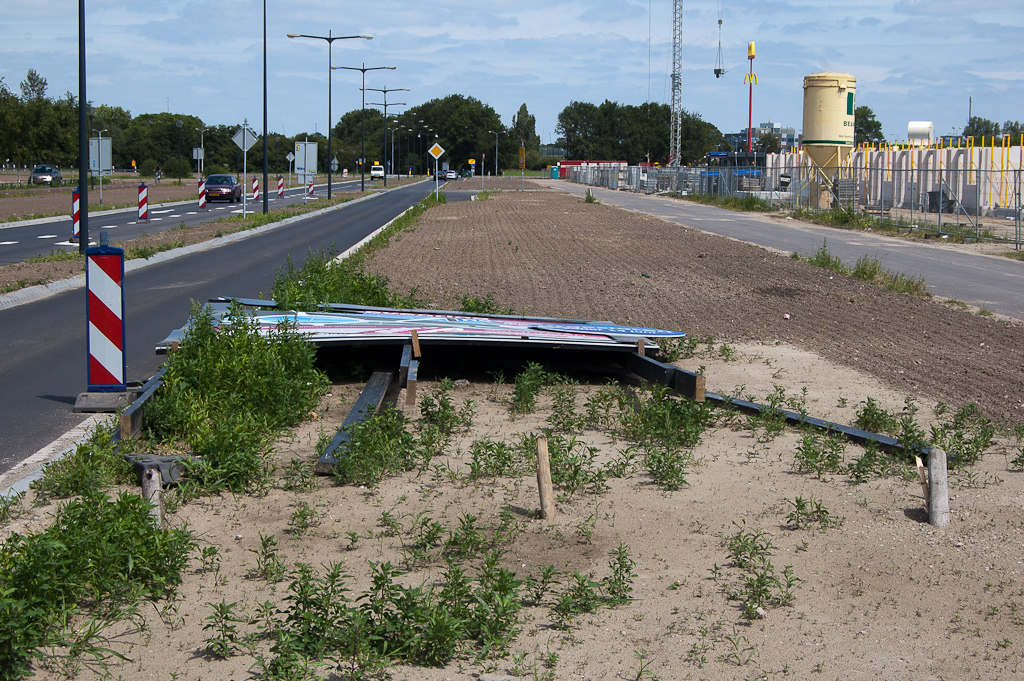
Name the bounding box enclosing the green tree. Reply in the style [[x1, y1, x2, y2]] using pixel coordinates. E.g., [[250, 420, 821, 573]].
[[755, 132, 780, 153], [964, 116, 1001, 142], [854, 106, 884, 145], [19, 68, 47, 101], [1002, 120, 1023, 142]]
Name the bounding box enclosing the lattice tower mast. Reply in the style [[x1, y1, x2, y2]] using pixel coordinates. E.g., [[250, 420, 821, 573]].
[[668, 0, 683, 166]]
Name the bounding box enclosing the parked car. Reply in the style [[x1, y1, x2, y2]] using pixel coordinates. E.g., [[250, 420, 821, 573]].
[[370, 164, 385, 179], [29, 165, 62, 186], [445, 170, 458, 180], [205, 174, 242, 202]]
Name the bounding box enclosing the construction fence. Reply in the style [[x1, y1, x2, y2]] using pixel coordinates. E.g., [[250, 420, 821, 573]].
[[562, 148, 1023, 246]]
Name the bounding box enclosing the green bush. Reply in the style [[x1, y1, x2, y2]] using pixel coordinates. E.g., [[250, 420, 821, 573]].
[[147, 301, 328, 492]]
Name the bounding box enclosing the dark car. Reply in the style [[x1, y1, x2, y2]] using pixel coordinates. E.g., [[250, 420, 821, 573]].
[[205, 174, 242, 202], [29, 165, 63, 186]]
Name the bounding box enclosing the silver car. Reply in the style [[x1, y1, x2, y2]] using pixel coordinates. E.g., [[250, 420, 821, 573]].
[[30, 165, 63, 186]]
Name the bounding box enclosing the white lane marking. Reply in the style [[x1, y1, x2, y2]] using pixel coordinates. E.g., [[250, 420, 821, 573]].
[[169, 214, 181, 218], [150, 217, 163, 221], [186, 211, 197, 215], [54, 240, 91, 246], [0, 241, 17, 245], [151, 209, 174, 214], [38, 234, 58, 239], [102, 225, 118, 229]]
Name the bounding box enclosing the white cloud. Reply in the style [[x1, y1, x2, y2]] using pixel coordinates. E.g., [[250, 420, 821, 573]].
[[1, 0, 1022, 146]]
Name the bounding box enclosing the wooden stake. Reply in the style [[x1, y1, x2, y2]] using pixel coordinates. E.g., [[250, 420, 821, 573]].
[[637, 338, 646, 357], [927, 447, 950, 527], [536, 436, 555, 522], [142, 468, 163, 527], [915, 456, 929, 511], [410, 330, 421, 358]]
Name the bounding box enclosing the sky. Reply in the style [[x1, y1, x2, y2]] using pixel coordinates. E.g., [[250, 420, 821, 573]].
[[2, 0, 1022, 146]]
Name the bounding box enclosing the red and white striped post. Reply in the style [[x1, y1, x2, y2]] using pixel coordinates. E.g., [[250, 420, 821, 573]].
[[72, 187, 81, 240], [277, 175, 284, 198], [252, 176, 259, 202], [307, 178, 314, 196], [85, 235, 126, 392], [138, 183, 149, 222], [198, 178, 207, 210]]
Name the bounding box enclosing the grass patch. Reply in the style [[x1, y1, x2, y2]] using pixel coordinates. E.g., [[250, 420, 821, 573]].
[[683, 193, 777, 213], [795, 239, 930, 296]]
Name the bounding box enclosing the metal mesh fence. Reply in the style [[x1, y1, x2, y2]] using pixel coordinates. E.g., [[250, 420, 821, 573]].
[[563, 161, 1022, 246]]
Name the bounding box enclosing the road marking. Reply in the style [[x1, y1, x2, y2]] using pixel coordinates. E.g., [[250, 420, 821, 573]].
[[102, 225, 118, 229], [150, 217, 163, 221], [54, 240, 90, 246], [169, 214, 182, 218], [186, 211, 197, 215], [38, 234, 57, 239], [0, 241, 17, 246], [151, 209, 173, 214]]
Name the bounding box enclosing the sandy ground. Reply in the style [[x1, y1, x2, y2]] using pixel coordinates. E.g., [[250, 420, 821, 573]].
[[3, 183, 1024, 680]]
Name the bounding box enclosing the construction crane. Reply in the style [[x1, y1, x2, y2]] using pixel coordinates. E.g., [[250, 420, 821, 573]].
[[668, 0, 683, 167], [714, 0, 726, 77]]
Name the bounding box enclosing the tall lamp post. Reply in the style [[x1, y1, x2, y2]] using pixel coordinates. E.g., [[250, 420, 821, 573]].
[[175, 119, 183, 181], [364, 86, 408, 187], [332, 63, 395, 191], [287, 31, 373, 199], [488, 130, 502, 177]]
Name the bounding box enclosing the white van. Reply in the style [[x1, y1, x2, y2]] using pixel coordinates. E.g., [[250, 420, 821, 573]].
[[370, 164, 385, 179]]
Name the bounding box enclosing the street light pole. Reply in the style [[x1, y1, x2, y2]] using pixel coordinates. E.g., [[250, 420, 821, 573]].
[[332, 64, 395, 191], [196, 126, 205, 176], [78, 0, 89, 253], [287, 31, 373, 199], [488, 130, 502, 177], [364, 86, 408, 187]]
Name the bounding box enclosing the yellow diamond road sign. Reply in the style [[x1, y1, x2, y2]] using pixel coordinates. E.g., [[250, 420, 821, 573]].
[[428, 143, 445, 160]]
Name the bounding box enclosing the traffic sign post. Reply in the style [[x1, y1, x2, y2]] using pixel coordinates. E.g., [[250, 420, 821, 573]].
[[428, 142, 445, 200], [233, 121, 259, 217]]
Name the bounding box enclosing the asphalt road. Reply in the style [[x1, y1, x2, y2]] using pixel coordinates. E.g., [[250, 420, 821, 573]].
[[562, 184, 1024, 321], [0, 177, 382, 265], [0, 182, 434, 474]]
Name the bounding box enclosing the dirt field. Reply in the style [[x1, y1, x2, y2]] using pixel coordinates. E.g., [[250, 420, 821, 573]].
[[4, 183, 1024, 680]]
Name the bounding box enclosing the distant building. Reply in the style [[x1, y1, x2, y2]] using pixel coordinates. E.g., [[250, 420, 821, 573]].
[[725, 121, 798, 152], [540, 145, 566, 158]]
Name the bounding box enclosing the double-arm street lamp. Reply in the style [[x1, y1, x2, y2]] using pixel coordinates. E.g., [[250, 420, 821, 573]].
[[333, 63, 395, 191], [287, 31, 373, 199], [364, 86, 408, 187]]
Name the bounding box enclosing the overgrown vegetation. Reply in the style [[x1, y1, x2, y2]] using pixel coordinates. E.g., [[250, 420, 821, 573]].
[[794, 239, 930, 296], [0, 491, 195, 679], [146, 300, 329, 493]]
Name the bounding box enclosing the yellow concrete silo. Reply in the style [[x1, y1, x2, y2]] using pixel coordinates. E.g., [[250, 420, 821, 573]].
[[802, 72, 857, 206]]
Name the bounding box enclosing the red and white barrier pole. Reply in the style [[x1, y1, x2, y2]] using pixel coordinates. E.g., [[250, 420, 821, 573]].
[[252, 176, 259, 202], [198, 178, 207, 210], [308, 178, 314, 196], [277, 175, 284, 198], [72, 187, 81, 240], [138, 183, 149, 222], [86, 234, 126, 392]]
